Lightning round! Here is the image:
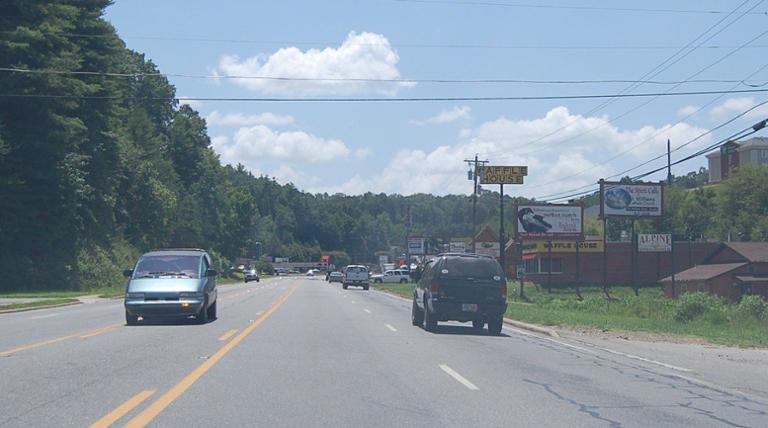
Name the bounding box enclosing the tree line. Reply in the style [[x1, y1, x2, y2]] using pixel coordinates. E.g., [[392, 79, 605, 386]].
[[2, 2, 766, 292]]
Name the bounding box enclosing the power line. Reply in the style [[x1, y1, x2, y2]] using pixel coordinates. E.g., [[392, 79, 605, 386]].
[[4, 31, 768, 51], [3, 67, 766, 86], [522, 62, 768, 196], [478, 0, 760, 160], [3, 88, 768, 102], [390, 0, 768, 15]]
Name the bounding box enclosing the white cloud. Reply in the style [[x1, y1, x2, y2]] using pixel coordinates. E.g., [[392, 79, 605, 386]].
[[310, 106, 709, 197], [411, 106, 472, 125], [355, 148, 373, 159], [205, 111, 294, 127], [710, 97, 768, 118], [211, 125, 350, 168], [178, 98, 203, 109], [216, 31, 414, 96], [677, 105, 700, 117]]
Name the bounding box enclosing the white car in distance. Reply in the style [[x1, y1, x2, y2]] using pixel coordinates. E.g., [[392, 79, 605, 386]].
[[371, 269, 410, 284]]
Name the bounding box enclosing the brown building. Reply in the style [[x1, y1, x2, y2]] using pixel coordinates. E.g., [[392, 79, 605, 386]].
[[504, 239, 720, 286], [706, 137, 768, 183], [660, 242, 768, 301]]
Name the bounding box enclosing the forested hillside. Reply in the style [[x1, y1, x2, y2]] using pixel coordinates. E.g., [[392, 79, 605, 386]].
[[0, 1, 524, 291]]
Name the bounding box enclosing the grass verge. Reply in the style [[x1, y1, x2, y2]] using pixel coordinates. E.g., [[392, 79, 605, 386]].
[[0, 298, 79, 311], [373, 281, 768, 348]]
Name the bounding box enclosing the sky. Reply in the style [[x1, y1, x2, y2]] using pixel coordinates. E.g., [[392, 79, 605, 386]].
[[104, 0, 768, 200]]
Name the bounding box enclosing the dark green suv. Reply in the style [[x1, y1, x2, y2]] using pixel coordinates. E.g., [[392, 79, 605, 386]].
[[412, 254, 507, 335], [123, 249, 218, 325]]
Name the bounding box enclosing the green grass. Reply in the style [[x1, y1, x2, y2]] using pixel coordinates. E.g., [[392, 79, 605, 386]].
[[0, 298, 79, 311], [0, 287, 125, 299], [372, 280, 768, 348]]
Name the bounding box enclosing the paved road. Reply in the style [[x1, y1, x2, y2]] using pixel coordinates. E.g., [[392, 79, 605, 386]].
[[1, 277, 767, 427]]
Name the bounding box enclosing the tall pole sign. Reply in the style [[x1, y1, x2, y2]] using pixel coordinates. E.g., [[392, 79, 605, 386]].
[[478, 165, 528, 277]]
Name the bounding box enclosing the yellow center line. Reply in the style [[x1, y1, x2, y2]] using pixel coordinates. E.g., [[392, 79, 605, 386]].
[[88, 389, 156, 428], [0, 323, 123, 357], [218, 329, 238, 341], [123, 286, 298, 428], [255, 311, 264, 316], [80, 325, 121, 339]]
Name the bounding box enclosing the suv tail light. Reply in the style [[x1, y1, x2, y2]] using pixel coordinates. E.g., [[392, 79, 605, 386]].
[[430, 282, 440, 293]]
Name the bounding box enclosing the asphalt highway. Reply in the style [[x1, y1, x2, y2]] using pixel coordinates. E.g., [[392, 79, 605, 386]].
[[1, 277, 766, 427]]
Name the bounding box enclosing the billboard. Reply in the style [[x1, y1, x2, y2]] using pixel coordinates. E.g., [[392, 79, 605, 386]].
[[638, 234, 672, 252], [600, 182, 663, 217], [407, 237, 425, 255], [475, 241, 500, 258], [479, 165, 528, 184], [515, 204, 583, 240]]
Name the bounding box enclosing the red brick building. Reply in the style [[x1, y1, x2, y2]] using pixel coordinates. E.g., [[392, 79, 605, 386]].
[[503, 240, 720, 286], [660, 242, 768, 301]]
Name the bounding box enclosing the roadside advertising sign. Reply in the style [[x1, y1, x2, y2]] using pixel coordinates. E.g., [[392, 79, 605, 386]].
[[638, 234, 672, 252], [479, 165, 528, 184], [523, 241, 604, 253], [515, 204, 583, 240], [475, 241, 500, 258], [600, 182, 663, 218], [407, 237, 425, 255], [449, 240, 466, 253]]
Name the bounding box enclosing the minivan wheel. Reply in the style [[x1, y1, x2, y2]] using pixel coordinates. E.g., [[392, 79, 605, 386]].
[[126, 311, 139, 326], [411, 298, 424, 326], [488, 316, 503, 336], [342, 283, 348, 290], [207, 299, 217, 320], [423, 300, 437, 332], [363, 285, 369, 291]]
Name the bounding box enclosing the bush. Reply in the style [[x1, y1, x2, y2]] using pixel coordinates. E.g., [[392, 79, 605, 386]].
[[255, 260, 274, 275], [76, 240, 140, 291], [736, 295, 768, 321], [673, 292, 725, 322]]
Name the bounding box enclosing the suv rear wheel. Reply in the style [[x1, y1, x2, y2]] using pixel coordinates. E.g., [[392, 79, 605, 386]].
[[487, 316, 503, 336], [423, 299, 437, 332], [126, 311, 138, 326], [411, 298, 424, 326], [472, 319, 484, 330]]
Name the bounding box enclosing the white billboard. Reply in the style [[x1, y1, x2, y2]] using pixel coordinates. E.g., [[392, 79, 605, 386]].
[[407, 237, 425, 255], [515, 205, 583, 240], [475, 241, 500, 258], [638, 234, 672, 252], [601, 182, 663, 217], [449, 241, 467, 253]]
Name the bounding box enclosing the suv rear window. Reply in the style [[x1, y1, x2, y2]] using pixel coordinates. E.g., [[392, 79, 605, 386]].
[[442, 257, 503, 279], [347, 266, 367, 273]]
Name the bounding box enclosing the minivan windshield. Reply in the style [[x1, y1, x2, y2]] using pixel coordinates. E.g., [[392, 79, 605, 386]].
[[133, 255, 201, 279], [442, 257, 503, 279]]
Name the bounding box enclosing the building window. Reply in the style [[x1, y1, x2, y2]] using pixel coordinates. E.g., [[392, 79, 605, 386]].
[[524, 258, 538, 274]]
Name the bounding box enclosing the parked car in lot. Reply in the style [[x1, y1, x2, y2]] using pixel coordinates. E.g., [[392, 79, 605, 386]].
[[123, 248, 218, 325], [244, 268, 260, 283], [371, 269, 410, 284], [411, 253, 507, 335], [343, 265, 370, 290], [328, 271, 343, 283]]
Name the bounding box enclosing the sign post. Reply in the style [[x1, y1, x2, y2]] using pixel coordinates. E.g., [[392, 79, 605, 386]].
[[479, 165, 528, 278]]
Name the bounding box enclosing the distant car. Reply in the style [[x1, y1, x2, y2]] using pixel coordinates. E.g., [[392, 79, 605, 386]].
[[343, 265, 369, 290], [244, 268, 259, 283], [328, 271, 343, 283], [306, 269, 315, 276], [236, 264, 246, 272], [123, 248, 218, 325], [412, 254, 507, 335], [371, 269, 410, 284]]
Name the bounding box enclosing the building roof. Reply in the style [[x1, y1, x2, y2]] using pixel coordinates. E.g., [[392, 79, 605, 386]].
[[723, 242, 768, 262], [705, 137, 768, 158], [659, 262, 746, 282], [735, 276, 768, 284]]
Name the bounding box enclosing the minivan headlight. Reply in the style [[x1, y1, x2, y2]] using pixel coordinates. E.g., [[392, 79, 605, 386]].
[[179, 292, 204, 298], [126, 292, 144, 299]]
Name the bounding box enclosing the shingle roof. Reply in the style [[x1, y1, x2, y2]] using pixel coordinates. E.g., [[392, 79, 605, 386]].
[[724, 242, 768, 263], [659, 262, 746, 282]]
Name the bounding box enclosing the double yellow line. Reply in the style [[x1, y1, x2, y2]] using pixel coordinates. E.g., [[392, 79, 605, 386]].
[[93, 286, 297, 428]]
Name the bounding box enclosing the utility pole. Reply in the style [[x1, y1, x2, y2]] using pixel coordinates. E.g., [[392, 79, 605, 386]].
[[667, 139, 673, 186], [667, 139, 676, 297], [465, 155, 488, 253]]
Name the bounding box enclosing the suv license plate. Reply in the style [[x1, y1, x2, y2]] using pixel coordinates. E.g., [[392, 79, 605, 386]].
[[462, 304, 478, 312]]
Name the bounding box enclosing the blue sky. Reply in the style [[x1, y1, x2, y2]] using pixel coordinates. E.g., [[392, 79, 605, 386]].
[[104, 0, 768, 199]]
